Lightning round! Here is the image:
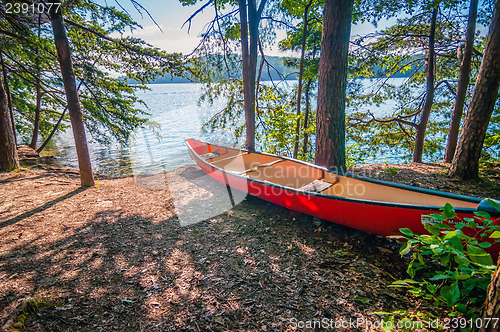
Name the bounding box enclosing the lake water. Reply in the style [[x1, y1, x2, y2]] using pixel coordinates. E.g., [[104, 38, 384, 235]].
[[43, 83, 235, 177], [43, 80, 410, 177]]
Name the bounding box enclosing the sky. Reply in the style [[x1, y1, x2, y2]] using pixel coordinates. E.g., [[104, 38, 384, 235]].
[[107, 0, 383, 56], [107, 0, 214, 54]]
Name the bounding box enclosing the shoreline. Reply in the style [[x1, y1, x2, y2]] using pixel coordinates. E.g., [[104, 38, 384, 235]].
[[16, 144, 500, 200]]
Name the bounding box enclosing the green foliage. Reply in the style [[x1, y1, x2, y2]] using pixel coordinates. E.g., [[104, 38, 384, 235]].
[[1, 20, 64, 143], [347, 0, 490, 162], [200, 78, 246, 138], [1, 0, 188, 146], [374, 310, 440, 332], [383, 166, 398, 175], [12, 298, 57, 331], [483, 96, 500, 161], [278, 0, 323, 62], [259, 82, 317, 160], [189, 0, 497, 166], [192, 0, 324, 159], [200, 76, 318, 160], [260, 89, 297, 157], [63, 1, 187, 143], [392, 202, 500, 319], [346, 143, 365, 167]]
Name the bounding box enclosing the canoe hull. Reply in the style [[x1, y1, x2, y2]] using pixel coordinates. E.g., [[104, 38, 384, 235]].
[[186, 139, 500, 257], [190, 147, 469, 236]]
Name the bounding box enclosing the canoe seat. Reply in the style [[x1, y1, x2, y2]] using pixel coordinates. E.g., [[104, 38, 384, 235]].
[[299, 179, 335, 193]]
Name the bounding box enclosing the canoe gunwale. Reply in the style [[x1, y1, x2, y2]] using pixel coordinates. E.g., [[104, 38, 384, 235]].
[[185, 139, 482, 213]]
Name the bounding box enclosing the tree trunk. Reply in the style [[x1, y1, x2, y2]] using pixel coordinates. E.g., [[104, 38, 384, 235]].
[[30, 15, 42, 150], [450, 0, 500, 180], [302, 79, 312, 156], [315, 0, 353, 170], [444, 0, 478, 162], [0, 72, 19, 171], [29, 77, 42, 149], [37, 71, 85, 153], [413, 5, 438, 163], [239, 0, 265, 152], [50, 8, 94, 186], [0, 52, 16, 146], [239, 0, 254, 151], [293, 0, 312, 159], [473, 258, 500, 332]]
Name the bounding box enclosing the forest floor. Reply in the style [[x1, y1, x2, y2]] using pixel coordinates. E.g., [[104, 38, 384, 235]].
[[1, 147, 499, 331]]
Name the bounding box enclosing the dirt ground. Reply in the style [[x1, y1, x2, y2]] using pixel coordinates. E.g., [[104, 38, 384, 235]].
[[1, 151, 499, 331]]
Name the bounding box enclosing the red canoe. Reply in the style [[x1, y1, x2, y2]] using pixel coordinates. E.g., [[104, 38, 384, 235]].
[[185, 139, 500, 249]]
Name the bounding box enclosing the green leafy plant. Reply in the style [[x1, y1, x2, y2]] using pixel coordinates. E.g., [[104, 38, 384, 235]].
[[391, 201, 500, 319], [10, 298, 57, 331], [383, 166, 398, 175], [373, 310, 440, 332]]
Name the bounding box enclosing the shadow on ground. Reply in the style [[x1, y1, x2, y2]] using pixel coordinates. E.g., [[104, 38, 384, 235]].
[[0, 166, 416, 331]]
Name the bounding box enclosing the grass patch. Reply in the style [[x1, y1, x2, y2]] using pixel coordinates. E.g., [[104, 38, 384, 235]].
[[7, 297, 58, 331]]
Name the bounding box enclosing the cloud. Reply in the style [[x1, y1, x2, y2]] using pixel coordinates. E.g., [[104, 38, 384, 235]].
[[110, 24, 293, 57], [110, 24, 202, 54]]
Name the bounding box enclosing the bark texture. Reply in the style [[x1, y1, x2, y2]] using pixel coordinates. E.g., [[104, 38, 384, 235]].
[[30, 16, 42, 150], [315, 0, 353, 169], [0, 52, 16, 146], [50, 9, 94, 186], [302, 80, 312, 156], [0, 72, 19, 171], [444, 0, 479, 162], [413, 6, 438, 163], [474, 259, 500, 332], [239, 0, 265, 151], [450, 0, 500, 180], [29, 77, 42, 149]]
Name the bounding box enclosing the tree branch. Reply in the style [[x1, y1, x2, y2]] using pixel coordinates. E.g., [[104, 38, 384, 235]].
[[2, 53, 67, 107], [349, 110, 419, 128], [128, 0, 163, 32], [434, 79, 456, 95], [181, 0, 213, 33], [260, 17, 294, 29], [257, 0, 267, 17]]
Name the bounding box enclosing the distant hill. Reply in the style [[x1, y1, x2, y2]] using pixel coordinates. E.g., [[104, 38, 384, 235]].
[[350, 55, 424, 79], [124, 54, 417, 84], [124, 55, 299, 84]]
